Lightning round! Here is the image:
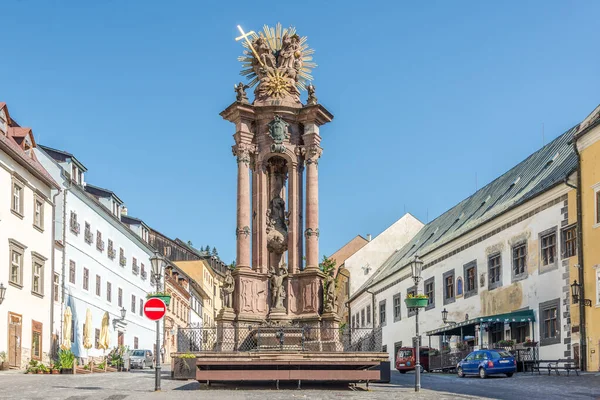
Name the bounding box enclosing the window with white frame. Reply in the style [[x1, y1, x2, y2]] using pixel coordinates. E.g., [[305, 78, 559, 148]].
[[33, 195, 44, 230], [9, 240, 25, 287], [11, 178, 24, 216], [31, 255, 45, 296]]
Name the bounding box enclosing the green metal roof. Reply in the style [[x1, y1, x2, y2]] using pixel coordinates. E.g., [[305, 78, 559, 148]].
[[426, 309, 535, 336]]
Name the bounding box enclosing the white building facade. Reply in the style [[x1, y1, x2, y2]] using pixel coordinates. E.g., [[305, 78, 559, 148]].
[[37, 146, 158, 360], [350, 127, 578, 368], [0, 103, 60, 368]]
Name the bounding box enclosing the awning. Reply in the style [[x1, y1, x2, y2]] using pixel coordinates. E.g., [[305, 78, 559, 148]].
[[426, 309, 535, 337]]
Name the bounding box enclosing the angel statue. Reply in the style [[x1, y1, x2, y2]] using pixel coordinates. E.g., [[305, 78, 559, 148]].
[[307, 84, 317, 105], [234, 82, 249, 104]]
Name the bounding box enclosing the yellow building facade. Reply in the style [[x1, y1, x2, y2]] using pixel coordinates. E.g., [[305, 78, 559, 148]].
[[174, 260, 222, 327], [574, 104, 600, 372]]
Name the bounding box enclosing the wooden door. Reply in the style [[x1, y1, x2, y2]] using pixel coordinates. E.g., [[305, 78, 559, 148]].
[[8, 313, 22, 368], [118, 331, 124, 346]]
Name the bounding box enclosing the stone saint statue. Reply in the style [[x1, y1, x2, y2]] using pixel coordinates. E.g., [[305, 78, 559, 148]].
[[222, 269, 235, 308], [307, 84, 317, 105], [324, 270, 337, 313], [234, 82, 249, 104], [269, 264, 288, 309]]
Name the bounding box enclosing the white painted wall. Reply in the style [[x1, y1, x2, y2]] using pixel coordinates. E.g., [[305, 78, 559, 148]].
[[351, 186, 572, 368], [0, 149, 55, 366], [346, 213, 423, 295], [37, 149, 158, 360]]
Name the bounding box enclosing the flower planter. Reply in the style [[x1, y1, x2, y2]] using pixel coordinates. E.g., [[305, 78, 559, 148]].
[[172, 357, 196, 380], [148, 295, 171, 306], [52, 369, 60, 375], [60, 368, 74, 374], [523, 342, 538, 348], [405, 297, 429, 308]]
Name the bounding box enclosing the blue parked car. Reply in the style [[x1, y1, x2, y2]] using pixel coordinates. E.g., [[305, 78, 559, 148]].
[[457, 349, 516, 378]]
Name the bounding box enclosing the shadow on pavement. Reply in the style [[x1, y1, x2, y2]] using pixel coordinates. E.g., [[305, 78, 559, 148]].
[[173, 380, 369, 391]]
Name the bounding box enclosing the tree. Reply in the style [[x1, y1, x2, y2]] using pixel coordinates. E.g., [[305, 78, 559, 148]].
[[205, 245, 210, 254], [212, 247, 218, 257], [229, 260, 236, 270], [319, 255, 336, 276]]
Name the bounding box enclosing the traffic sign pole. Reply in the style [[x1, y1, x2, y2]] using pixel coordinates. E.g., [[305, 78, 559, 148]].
[[144, 298, 166, 392]]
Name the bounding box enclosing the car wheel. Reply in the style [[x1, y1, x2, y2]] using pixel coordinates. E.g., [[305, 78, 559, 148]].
[[506, 372, 513, 377], [457, 367, 465, 378], [399, 370, 407, 374], [142, 361, 146, 369], [479, 367, 487, 379]]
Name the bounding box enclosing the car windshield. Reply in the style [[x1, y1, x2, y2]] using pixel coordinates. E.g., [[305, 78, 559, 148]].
[[131, 350, 145, 357], [397, 350, 413, 358], [489, 350, 512, 359]]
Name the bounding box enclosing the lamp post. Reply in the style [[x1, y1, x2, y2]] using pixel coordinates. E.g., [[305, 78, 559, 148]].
[[150, 251, 166, 392], [0, 283, 6, 305], [409, 255, 423, 392], [120, 307, 126, 319]]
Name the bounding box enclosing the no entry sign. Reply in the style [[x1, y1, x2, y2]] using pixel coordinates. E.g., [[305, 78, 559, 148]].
[[144, 297, 166, 321]]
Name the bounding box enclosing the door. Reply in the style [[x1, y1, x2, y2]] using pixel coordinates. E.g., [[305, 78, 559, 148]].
[[8, 313, 22, 368], [118, 331, 124, 346], [462, 352, 476, 373]]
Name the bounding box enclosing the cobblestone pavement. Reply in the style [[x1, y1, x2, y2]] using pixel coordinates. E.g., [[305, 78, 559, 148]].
[[0, 367, 599, 400]]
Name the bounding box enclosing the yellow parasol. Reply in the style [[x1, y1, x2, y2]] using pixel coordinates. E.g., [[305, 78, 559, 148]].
[[61, 306, 72, 350], [98, 312, 110, 350], [83, 308, 93, 350]]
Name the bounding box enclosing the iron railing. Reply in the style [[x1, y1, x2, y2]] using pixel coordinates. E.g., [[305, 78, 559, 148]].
[[176, 326, 382, 353]]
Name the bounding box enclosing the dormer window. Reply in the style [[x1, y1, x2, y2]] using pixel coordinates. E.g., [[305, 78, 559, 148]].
[[112, 201, 119, 217]]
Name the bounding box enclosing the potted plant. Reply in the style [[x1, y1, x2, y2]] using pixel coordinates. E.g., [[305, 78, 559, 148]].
[[26, 360, 39, 374], [523, 338, 538, 347], [497, 339, 515, 348], [456, 341, 468, 351], [50, 362, 60, 374], [0, 351, 7, 371], [58, 349, 75, 374], [404, 293, 429, 308], [146, 291, 171, 306]]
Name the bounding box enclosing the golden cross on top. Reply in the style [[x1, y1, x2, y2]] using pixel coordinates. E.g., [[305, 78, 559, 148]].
[[235, 25, 264, 67]]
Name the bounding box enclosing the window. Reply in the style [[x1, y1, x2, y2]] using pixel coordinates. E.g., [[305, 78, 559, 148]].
[[96, 231, 104, 252], [9, 240, 25, 287], [32, 256, 45, 296], [541, 229, 557, 266], [134, 337, 139, 350], [119, 248, 126, 266], [366, 305, 371, 324], [95, 328, 100, 349], [393, 293, 401, 322], [31, 321, 42, 361], [512, 242, 527, 281], [131, 294, 136, 314], [132, 257, 139, 275], [139, 299, 143, 316], [490, 322, 503, 344], [539, 298, 561, 346], [596, 190, 600, 224], [33, 196, 44, 230], [70, 211, 80, 235], [118, 288, 123, 307], [54, 273, 60, 302], [107, 239, 115, 260], [596, 269, 600, 306], [456, 277, 463, 296], [95, 275, 101, 296], [488, 254, 502, 290], [69, 260, 76, 284], [107, 282, 112, 302], [464, 261, 478, 297], [562, 225, 577, 258], [424, 277, 435, 310], [141, 263, 147, 280], [351, 315, 356, 329], [443, 269, 455, 305], [83, 268, 89, 290], [84, 222, 93, 244], [379, 299, 387, 327], [360, 308, 365, 327], [511, 322, 530, 344], [11, 178, 24, 216]]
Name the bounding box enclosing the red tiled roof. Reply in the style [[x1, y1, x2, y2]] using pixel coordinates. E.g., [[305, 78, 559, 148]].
[[0, 103, 59, 189]]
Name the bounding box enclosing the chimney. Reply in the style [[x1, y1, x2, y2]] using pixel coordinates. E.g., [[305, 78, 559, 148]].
[[121, 206, 128, 216], [367, 234, 372, 241]]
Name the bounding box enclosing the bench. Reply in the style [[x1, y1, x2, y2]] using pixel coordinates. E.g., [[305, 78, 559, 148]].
[[531, 359, 580, 376]]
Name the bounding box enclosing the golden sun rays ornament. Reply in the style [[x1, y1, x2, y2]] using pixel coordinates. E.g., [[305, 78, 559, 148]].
[[235, 23, 316, 102]]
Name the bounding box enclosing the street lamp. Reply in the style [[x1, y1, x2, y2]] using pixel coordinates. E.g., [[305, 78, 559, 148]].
[[442, 308, 448, 324], [571, 280, 592, 307], [0, 283, 6, 305], [149, 251, 166, 392], [409, 255, 423, 393], [120, 307, 127, 320]]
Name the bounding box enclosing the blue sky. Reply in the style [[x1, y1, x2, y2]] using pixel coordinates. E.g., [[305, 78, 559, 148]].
[[2, 0, 599, 264]]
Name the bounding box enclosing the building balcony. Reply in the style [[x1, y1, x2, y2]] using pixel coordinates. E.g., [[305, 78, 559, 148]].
[[141, 269, 147, 280], [70, 221, 80, 235], [84, 230, 93, 244], [96, 238, 105, 252], [132, 264, 139, 275], [108, 248, 116, 260], [119, 256, 127, 267]]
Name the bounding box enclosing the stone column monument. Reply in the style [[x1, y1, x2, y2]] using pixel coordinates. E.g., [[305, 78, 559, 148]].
[[218, 24, 335, 335]]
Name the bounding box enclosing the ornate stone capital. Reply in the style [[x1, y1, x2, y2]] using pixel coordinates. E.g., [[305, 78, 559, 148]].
[[306, 145, 322, 161], [232, 143, 257, 166], [304, 228, 320, 238], [236, 226, 250, 238]]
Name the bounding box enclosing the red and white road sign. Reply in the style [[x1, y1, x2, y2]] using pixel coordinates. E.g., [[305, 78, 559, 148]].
[[144, 297, 166, 321]]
